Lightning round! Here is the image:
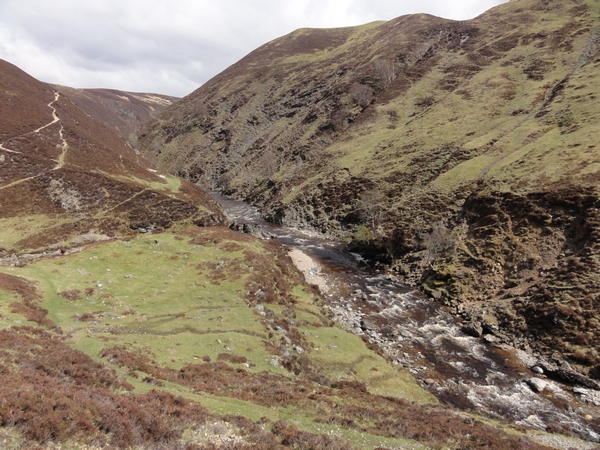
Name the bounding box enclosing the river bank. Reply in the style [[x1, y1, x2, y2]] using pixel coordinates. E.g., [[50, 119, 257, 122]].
[[211, 192, 600, 445]]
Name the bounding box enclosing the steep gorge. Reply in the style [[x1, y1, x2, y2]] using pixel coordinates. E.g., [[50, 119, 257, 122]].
[[139, 0, 600, 379]]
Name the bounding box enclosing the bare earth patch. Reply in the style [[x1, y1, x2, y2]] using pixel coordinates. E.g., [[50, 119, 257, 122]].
[[287, 248, 329, 293]]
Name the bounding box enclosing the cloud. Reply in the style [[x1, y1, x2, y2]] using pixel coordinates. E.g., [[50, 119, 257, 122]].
[[0, 0, 508, 96]]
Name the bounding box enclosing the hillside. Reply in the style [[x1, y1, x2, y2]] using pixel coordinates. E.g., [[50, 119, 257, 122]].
[[3, 226, 569, 449], [0, 59, 571, 449], [138, 0, 600, 381], [53, 85, 178, 146], [0, 58, 224, 258]]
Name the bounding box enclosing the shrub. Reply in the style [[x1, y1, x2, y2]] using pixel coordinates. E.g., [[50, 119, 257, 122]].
[[58, 289, 82, 301], [217, 353, 248, 364]]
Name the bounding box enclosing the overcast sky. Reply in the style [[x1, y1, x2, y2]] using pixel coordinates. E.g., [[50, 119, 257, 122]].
[[0, 0, 508, 97]]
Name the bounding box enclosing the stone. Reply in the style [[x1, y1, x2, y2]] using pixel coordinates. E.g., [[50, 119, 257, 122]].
[[531, 365, 544, 374], [560, 361, 572, 371], [526, 377, 548, 393], [269, 356, 279, 367], [361, 319, 379, 332], [424, 378, 436, 385], [516, 415, 546, 430], [573, 387, 600, 406], [461, 322, 483, 338]]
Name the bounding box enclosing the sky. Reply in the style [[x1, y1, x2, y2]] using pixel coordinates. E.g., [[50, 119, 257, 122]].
[[0, 0, 508, 97]]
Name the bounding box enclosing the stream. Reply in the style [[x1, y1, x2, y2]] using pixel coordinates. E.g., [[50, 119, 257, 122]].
[[211, 192, 600, 444]]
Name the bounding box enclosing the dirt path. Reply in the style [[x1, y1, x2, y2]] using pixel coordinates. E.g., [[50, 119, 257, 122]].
[[0, 90, 69, 187], [0, 91, 67, 165], [0, 176, 37, 191], [53, 121, 69, 170], [41, 91, 69, 170], [94, 189, 149, 217], [0, 143, 22, 154], [34, 91, 60, 133]]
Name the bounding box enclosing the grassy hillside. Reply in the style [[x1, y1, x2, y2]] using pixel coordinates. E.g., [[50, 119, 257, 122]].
[[0, 225, 562, 449], [138, 0, 600, 379]]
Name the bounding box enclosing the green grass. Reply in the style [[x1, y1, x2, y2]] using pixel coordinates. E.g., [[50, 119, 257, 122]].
[[12, 232, 286, 371], [147, 173, 182, 192], [303, 325, 436, 402], [0, 227, 440, 448], [0, 215, 71, 251]]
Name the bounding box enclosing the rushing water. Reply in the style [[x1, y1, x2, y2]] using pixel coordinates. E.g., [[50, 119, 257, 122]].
[[211, 192, 600, 443]]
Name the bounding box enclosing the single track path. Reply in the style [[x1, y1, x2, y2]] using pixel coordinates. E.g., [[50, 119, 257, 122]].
[[0, 90, 70, 185]]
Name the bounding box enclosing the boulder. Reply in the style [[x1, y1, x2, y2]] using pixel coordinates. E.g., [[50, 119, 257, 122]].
[[461, 322, 483, 338], [526, 377, 548, 393], [360, 319, 380, 332]]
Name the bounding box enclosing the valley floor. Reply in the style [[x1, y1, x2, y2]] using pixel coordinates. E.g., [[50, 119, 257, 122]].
[[1, 225, 594, 449]]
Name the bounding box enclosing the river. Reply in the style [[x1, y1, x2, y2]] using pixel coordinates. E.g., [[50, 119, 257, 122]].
[[211, 192, 600, 444]]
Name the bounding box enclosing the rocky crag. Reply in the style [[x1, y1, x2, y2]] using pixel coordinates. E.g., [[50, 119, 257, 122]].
[[138, 0, 600, 381]]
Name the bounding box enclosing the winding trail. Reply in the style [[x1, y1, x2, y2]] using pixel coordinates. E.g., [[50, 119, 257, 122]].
[[34, 91, 61, 133], [40, 91, 70, 170], [94, 189, 149, 217], [0, 90, 69, 186], [53, 122, 69, 170], [0, 143, 22, 154], [0, 176, 37, 191]]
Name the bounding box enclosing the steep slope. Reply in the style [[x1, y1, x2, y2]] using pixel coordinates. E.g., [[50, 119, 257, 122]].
[[139, 0, 600, 379], [0, 58, 224, 257], [53, 85, 178, 146]]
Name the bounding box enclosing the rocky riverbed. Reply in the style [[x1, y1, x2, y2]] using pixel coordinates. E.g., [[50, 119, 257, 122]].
[[289, 255, 600, 444], [214, 192, 600, 446]]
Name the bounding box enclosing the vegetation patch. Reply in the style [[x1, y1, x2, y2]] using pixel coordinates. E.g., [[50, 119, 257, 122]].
[[0, 227, 554, 448]]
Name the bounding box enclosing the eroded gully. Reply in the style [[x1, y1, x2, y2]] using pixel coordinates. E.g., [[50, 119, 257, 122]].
[[211, 192, 600, 445]]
